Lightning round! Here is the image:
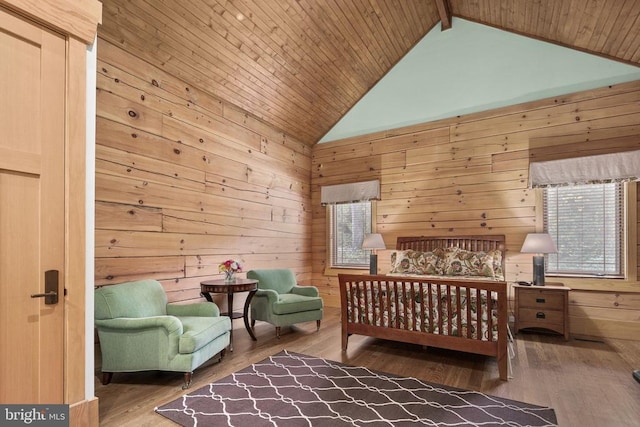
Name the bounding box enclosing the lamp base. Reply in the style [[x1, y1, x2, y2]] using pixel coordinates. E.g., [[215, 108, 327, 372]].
[[369, 254, 378, 275], [532, 255, 545, 286]]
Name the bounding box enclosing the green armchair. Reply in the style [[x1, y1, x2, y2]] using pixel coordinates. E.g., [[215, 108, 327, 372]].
[[94, 279, 231, 389], [246, 269, 323, 338]]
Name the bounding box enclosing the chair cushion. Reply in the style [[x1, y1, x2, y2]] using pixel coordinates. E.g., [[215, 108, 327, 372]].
[[272, 293, 323, 315], [178, 316, 231, 354]]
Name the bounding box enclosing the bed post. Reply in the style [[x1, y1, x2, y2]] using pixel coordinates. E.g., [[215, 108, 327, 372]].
[[496, 286, 509, 380], [339, 274, 350, 351]]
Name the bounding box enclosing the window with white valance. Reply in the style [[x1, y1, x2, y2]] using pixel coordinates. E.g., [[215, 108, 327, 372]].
[[529, 150, 637, 279], [322, 180, 380, 269], [529, 150, 640, 188]]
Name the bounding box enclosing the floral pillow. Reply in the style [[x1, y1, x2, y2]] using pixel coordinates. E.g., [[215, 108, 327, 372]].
[[390, 250, 442, 275], [441, 247, 496, 278], [487, 249, 504, 280]]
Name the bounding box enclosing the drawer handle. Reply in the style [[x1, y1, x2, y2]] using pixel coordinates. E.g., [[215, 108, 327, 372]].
[[536, 298, 546, 303], [536, 312, 546, 319]]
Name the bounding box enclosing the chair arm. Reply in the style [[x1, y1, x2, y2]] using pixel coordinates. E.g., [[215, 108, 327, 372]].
[[290, 285, 319, 297], [95, 316, 183, 335], [254, 288, 280, 303], [167, 302, 220, 317]]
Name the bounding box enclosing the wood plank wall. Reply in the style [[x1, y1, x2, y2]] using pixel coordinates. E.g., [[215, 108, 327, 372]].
[[95, 39, 312, 311], [311, 80, 640, 341]]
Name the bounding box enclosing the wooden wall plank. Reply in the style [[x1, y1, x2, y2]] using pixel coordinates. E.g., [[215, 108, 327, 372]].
[[96, 118, 209, 172], [570, 316, 640, 341], [95, 201, 162, 232], [95, 256, 185, 286], [97, 40, 224, 117], [162, 209, 307, 238], [97, 89, 163, 135], [96, 146, 206, 192], [570, 290, 640, 310]]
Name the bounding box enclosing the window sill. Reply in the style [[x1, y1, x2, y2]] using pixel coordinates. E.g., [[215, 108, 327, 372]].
[[546, 276, 640, 292], [324, 266, 367, 277]]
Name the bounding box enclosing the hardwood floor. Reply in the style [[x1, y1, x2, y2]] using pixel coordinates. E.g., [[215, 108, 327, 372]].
[[95, 307, 640, 426]]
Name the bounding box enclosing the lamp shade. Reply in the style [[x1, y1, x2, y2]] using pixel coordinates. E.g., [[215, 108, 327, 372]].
[[520, 233, 557, 254], [362, 233, 385, 250]]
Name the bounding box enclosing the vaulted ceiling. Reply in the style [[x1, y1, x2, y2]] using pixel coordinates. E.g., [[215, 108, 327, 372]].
[[99, 0, 640, 147]]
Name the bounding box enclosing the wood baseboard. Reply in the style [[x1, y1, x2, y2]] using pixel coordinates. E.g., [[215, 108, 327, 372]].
[[70, 397, 99, 427]]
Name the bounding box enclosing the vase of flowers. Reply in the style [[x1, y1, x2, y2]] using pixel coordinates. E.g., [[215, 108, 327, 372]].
[[219, 259, 242, 283]]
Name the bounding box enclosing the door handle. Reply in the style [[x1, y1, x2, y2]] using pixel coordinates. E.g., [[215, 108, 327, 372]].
[[30, 270, 59, 305]]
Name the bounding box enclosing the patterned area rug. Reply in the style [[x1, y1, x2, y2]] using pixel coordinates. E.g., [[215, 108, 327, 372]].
[[156, 350, 557, 426]]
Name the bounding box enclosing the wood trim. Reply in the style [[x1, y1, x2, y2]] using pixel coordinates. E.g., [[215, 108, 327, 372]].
[[0, 0, 101, 43], [70, 397, 99, 427], [65, 36, 88, 407], [435, 0, 452, 30], [627, 181, 638, 282]]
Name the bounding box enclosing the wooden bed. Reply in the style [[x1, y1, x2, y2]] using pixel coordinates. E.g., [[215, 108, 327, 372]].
[[339, 235, 508, 380]]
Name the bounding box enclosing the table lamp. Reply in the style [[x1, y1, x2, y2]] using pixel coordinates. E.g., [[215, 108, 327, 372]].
[[362, 233, 385, 275], [520, 233, 557, 286]]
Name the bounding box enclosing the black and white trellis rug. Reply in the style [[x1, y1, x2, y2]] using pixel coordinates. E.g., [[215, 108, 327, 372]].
[[156, 350, 557, 426]]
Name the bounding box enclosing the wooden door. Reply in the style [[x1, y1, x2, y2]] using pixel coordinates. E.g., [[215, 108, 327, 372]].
[[0, 7, 66, 403]]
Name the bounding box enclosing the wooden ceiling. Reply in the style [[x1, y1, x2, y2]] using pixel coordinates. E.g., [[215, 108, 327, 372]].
[[99, 0, 640, 147]]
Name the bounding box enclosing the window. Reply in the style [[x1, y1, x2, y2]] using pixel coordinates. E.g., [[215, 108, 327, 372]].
[[544, 182, 624, 277], [329, 202, 372, 268]]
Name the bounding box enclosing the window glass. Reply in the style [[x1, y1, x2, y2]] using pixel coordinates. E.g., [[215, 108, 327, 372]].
[[544, 182, 624, 277], [329, 202, 372, 268]]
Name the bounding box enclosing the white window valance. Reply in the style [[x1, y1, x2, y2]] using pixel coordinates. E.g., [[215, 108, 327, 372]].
[[321, 180, 380, 205], [529, 150, 640, 188]]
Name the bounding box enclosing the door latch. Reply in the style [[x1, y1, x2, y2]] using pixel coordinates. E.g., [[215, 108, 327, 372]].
[[30, 270, 59, 305]]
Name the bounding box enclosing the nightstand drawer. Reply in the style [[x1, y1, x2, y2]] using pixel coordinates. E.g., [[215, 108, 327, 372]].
[[519, 308, 565, 326], [518, 291, 564, 310]]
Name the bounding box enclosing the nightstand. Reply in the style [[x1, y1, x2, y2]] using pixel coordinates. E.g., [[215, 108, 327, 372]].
[[514, 283, 570, 340]]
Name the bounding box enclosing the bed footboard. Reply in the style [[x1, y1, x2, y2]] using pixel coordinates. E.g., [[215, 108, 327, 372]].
[[339, 274, 508, 380]]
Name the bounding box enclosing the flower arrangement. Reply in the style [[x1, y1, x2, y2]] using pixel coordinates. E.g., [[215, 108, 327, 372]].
[[219, 259, 242, 273], [219, 259, 242, 282]]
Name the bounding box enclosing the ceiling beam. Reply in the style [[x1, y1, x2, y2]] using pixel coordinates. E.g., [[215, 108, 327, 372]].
[[434, 0, 452, 30]]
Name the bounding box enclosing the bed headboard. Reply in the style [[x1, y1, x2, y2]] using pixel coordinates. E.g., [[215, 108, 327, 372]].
[[396, 235, 505, 252], [396, 235, 506, 276]]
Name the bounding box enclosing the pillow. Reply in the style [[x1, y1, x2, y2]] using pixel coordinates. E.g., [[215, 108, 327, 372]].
[[390, 250, 442, 275], [441, 247, 495, 278], [487, 249, 504, 280]]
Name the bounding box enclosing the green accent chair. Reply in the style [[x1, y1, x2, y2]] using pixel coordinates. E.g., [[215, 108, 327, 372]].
[[246, 269, 323, 338], [94, 279, 231, 389]]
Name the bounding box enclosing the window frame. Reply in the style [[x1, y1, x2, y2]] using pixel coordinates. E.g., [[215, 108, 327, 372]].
[[534, 182, 637, 290], [543, 182, 625, 279], [325, 201, 376, 273]]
